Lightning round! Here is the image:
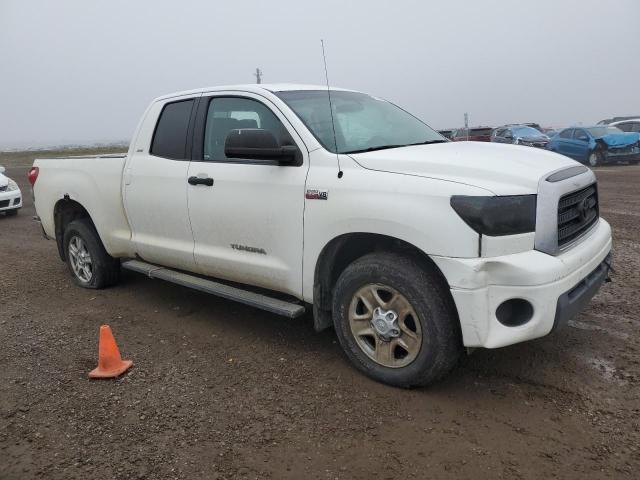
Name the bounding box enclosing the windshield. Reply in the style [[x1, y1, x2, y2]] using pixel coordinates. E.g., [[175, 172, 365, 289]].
[[512, 126, 544, 137], [587, 126, 623, 137], [275, 90, 444, 154]]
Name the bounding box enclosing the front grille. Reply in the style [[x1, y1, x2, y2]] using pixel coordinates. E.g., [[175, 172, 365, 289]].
[[557, 184, 599, 248], [0, 200, 10, 208]]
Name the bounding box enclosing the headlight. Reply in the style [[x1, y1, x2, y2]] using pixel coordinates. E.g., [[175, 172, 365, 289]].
[[7, 179, 19, 191], [450, 195, 537, 236]]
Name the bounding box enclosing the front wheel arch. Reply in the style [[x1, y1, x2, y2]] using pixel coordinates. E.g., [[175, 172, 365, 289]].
[[312, 233, 455, 332]]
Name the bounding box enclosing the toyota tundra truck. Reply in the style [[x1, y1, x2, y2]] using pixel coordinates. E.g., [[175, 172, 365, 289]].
[[30, 84, 612, 387]]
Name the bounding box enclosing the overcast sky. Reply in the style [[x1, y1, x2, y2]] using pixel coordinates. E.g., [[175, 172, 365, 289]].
[[1, 0, 638, 149]]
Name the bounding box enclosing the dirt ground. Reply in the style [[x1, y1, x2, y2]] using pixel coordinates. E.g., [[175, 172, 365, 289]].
[[1, 149, 638, 480]]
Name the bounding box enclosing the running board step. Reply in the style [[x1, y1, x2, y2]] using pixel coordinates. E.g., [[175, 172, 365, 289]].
[[121, 259, 305, 318]]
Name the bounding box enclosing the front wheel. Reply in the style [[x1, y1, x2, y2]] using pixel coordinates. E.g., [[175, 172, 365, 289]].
[[63, 219, 120, 289], [332, 253, 462, 388], [588, 149, 604, 167]]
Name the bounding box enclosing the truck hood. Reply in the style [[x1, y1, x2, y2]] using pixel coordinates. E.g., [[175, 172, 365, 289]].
[[347, 141, 578, 195]]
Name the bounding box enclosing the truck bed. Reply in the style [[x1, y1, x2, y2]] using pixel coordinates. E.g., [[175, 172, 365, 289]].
[[33, 153, 134, 258]]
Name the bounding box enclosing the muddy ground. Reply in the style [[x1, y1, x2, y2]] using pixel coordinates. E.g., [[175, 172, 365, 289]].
[[1, 149, 638, 479]]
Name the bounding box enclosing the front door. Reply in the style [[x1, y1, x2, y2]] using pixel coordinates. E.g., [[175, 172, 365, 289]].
[[186, 94, 308, 297]]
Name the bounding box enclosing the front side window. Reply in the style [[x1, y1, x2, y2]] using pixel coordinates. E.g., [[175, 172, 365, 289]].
[[150, 99, 194, 159], [559, 129, 573, 139], [276, 90, 444, 154], [573, 129, 589, 141], [203, 97, 293, 161]]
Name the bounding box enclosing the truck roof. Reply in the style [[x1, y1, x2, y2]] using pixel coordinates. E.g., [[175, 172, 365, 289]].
[[154, 83, 356, 102]]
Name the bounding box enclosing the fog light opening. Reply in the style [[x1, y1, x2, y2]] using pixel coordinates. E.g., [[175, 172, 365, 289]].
[[496, 298, 534, 327]]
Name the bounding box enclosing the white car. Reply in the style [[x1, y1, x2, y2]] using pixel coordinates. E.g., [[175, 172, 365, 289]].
[[0, 166, 22, 216], [30, 84, 612, 387], [608, 118, 640, 134]]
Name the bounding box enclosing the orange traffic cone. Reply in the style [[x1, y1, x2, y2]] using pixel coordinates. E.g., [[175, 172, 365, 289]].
[[88, 325, 133, 379]]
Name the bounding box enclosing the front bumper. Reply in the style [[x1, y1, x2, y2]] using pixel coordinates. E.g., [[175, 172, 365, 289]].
[[0, 188, 22, 211], [604, 146, 640, 162], [431, 219, 612, 348]]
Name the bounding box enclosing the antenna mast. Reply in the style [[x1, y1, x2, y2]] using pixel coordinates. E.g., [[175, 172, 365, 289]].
[[254, 68, 262, 84], [320, 40, 343, 178]]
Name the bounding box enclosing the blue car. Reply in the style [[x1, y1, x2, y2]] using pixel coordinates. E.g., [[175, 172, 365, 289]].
[[547, 126, 640, 166]]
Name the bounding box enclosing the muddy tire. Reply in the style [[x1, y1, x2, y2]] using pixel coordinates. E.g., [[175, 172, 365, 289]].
[[332, 252, 462, 388], [63, 219, 120, 289]]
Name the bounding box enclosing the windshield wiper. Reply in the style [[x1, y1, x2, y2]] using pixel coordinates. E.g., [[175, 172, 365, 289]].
[[343, 140, 448, 154], [405, 139, 448, 146], [343, 144, 407, 154]]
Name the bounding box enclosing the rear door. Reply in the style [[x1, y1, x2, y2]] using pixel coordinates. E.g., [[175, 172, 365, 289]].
[[571, 128, 591, 161], [186, 93, 309, 296], [123, 95, 199, 271], [553, 128, 575, 157]]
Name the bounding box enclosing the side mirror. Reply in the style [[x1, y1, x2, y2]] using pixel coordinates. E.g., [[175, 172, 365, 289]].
[[0, 166, 5, 174], [504, 132, 513, 139], [224, 129, 298, 163]]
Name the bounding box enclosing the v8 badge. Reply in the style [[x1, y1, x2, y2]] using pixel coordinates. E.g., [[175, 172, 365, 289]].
[[305, 188, 328, 200]]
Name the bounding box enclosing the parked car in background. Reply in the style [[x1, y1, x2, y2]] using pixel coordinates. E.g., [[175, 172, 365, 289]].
[[609, 119, 640, 133], [438, 129, 454, 140], [0, 166, 22, 216], [547, 126, 640, 166], [507, 122, 543, 132], [452, 127, 493, 142], [542, 128, 560, 138], [491, 125, 550, 148], [598, 116, 640, 125]]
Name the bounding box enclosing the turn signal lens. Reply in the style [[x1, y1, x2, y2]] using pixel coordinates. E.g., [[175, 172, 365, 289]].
[[27, 166, 39, 186]]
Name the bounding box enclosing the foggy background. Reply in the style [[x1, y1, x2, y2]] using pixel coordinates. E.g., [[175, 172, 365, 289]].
[[1, 0, 638, 150]]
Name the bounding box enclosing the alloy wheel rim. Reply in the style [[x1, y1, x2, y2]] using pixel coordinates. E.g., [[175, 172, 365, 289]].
[[589, 153, 598, 166], [348, 283, 422, 368], [68, 236, 93, 283]]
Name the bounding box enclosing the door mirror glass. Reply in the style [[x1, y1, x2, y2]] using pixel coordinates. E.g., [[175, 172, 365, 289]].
[[224, 129, 298, 162]]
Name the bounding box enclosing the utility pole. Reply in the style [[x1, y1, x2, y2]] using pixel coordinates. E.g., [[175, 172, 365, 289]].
[[464, 112, 469, 140], [254, 68, 262, 84]]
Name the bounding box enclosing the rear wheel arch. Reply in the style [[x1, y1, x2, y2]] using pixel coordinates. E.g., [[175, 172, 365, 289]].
[[312, 233, 456, 332], [53, 198, 100, 261]]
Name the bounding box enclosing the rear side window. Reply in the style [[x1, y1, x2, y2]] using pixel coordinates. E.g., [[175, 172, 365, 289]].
[[150, 99, 194, 159]]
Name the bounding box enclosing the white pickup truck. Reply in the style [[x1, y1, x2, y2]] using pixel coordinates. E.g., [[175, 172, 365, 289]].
[[31, 84, 612, 387]]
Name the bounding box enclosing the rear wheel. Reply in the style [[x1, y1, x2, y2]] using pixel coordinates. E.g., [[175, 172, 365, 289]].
[[332, 253, 462, 388], [63, 219, 120, 289]]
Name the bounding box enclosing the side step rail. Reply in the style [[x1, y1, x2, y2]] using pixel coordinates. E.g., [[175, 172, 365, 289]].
[[121, 259, 306, 319]]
